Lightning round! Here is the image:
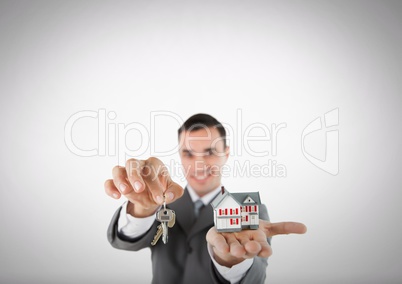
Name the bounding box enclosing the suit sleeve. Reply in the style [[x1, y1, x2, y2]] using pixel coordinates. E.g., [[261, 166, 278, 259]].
[[107, 206, 157, 251], [210, 204, 270, 284]]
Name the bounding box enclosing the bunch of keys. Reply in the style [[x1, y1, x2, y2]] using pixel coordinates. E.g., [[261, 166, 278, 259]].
[[151, 195, 176, 246]]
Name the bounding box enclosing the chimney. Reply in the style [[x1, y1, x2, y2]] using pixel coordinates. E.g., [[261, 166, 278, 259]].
[[221, 186, 225, 195]]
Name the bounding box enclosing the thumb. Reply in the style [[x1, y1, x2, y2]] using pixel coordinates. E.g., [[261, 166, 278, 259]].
[[165, 180, 184, 203], [260, 220, 307, 237]]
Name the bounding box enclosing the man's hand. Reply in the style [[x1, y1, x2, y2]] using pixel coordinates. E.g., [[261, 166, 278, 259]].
[[206, 220, 307, 267], [104, 157, 184, 217]]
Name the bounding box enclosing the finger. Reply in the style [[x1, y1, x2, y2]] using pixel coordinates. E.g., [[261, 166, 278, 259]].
[[248, 231, 273, 258], [142, 169, 166, 205], [125, 159, 146, 193], [164, 180, 184, 203], [141, 157, 172, 204], [236, 231, 271, 258], [104, 179, 121, 199], [206, 227, 229, 254], [261, 221, 307, 237], [244, 240, 261, 258], [223, 233, 246, 258], [257, 243, 272, 258], [142, 157, 183, 204], [112, 165, 134, 195]]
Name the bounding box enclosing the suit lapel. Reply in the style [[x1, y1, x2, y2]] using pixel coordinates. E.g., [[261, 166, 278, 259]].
[[187, 201, 214, 240], [168, 187, 219, 239], [168, 188, 195, 235]]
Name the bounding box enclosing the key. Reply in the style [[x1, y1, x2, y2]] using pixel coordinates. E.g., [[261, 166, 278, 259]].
[[151, 210, 175, 246], [156, 208, 174, 244], [151, 195, 176, 245], [168, 211, 176, 228], [151, 224, 163, 246]]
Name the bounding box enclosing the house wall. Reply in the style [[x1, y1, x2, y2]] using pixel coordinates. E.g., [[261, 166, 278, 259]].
[[215, 195, 241, 231], [218, 196, 241, 211], [241, 205, 259, 226], [216, 217, 241, 231]]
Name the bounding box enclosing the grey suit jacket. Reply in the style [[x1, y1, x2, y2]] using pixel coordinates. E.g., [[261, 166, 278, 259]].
[[107, 189, 270, 284]]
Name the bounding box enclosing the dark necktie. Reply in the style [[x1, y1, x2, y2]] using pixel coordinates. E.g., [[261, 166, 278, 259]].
[[194, 199, 204, 218]]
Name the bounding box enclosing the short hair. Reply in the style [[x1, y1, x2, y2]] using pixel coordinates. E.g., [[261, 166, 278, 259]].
[[178, 113, 227, 148]]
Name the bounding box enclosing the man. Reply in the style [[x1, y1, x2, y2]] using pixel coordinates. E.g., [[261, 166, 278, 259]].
[[105, 113, 306, 283]]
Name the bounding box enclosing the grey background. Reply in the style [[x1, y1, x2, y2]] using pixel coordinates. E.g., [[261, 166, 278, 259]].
[[1, 0, 401, 283]]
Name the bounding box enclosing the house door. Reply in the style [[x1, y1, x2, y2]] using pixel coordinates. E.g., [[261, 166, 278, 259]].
[[251, 215, 258, 225]]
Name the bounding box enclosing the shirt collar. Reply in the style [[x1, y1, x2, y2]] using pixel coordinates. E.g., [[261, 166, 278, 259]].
[[186, 184, 222, 206]]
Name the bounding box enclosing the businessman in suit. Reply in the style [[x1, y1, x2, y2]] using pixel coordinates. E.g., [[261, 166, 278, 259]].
[[105, 113, 306, 283]]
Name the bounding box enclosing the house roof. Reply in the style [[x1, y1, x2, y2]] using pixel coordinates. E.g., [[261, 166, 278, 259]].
[[232, 192, 261, 205], [210, 189, 261, 208], [210, 189, 236, 208]]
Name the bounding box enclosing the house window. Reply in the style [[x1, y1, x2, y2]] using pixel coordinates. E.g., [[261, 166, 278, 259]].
[[230, 219, 239, 225], [247, 206, 257, 212]]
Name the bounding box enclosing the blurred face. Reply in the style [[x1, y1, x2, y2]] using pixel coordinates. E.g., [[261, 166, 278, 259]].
[[179, 127, 229, 197]]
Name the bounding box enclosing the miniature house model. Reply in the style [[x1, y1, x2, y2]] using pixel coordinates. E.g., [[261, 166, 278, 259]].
[[211, 187, 261, 232]]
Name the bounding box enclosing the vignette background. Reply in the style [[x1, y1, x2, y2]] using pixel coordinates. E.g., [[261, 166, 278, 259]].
[[0, 0, 401, 283]]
